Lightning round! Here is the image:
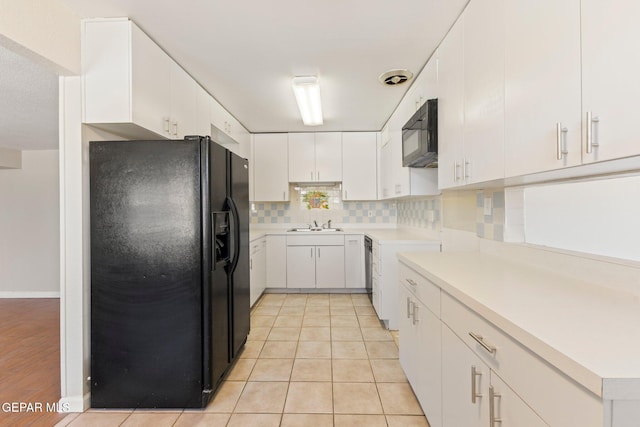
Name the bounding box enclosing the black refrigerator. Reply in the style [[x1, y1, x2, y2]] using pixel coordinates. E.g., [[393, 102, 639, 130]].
[[89, 136, 250, 408]]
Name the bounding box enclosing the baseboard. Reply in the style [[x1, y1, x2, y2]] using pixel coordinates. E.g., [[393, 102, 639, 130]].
[[58, 393, 89, 413], [0, 291, 60, 298]]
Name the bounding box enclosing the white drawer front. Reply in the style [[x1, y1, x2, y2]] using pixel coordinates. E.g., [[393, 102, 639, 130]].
[[286, 234, 345, 246], [398, 262, 440, 318], [441, 293, 602, 427]]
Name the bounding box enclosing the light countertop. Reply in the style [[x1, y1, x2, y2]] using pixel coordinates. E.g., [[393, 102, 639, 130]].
[[250, 226, 440, 244], [398, 251, 640, 400]]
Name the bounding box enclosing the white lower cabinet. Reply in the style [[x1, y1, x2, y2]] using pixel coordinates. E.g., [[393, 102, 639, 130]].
[[265, 236, 287, 288], [286, 246, 316, 288], [399, 280, 442, 427], [442, 325, 548, 427], [315, 245, 345, 288], [344, 234, 365, 288], [249, 237, 266, 307], [285, 235, 345, 289], [399, 259, 603, 427], [373, 240, 440, 329], [441, 325, 489, 427]]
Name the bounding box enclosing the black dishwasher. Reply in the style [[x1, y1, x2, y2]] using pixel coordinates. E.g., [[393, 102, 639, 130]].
[[364, 236, 373, 302]]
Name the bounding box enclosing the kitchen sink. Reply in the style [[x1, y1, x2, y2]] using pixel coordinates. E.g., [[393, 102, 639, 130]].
[[287, 227, 343, 232]]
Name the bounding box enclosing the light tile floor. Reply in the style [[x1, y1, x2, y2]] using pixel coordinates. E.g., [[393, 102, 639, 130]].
[[55, 293, 430, 427]]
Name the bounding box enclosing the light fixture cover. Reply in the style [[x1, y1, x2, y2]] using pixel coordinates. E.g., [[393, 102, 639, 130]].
[[292, 76, 323, 126]]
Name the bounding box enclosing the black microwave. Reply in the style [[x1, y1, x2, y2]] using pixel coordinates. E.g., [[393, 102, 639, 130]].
[[402, 98, 438, 168]]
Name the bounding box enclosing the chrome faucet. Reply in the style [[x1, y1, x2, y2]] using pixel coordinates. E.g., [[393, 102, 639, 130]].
[[313, 220, 319, 228], [323, 220, 332, 229]]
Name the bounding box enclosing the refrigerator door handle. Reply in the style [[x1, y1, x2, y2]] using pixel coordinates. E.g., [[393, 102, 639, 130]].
[[226, 197, 241, 274]]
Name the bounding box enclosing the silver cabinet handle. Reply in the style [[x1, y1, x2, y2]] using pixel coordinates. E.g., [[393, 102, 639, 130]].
[[469, 332, 496, 354], [489, 385, 502, 426], [556, 122, 568, 160], [163, 117, 170, 133], [311, 247, 313, 257], [406, 297, 412, 318], [172, 121, 178, 137], [283, 191, 286, 201], [464, 158, 471, 179], [454, 161, 461, 182], [471, 365, 483, 404], [318, 247, 321, 257], [412, 304, 419, 325], [317, 171, 320, 181], [586, 111, 600, 153], [406, 278, 418, 287]]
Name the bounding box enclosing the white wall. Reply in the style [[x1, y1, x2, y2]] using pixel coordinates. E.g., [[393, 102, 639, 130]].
[[0, 150, 59, 296], [524, 174, 640, 262], [0, 0, 80, 75]]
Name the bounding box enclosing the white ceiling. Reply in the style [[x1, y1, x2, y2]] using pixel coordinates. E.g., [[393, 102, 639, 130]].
[[59, 0, 468, 133], [0, 45, 59, 150]]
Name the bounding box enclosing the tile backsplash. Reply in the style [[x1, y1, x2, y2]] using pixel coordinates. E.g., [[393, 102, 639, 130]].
[[475, 189, 505, 241], [396, 196, 441, 231], [251, 184, 397, 225]]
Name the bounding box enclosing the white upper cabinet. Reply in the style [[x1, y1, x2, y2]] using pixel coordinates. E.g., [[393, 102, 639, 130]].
[[253, 133, 289, 202], [83, 17, 245, 148], [437, 17, 465, 189], [504, 0, 582, 177], [83, 18, 172, 139], [342, 132, 377, 200], [288, 133, 317, 182], [195, 84, 212, 137], [463, 0, 505, 184], [169, 61, 197, 140], [288, 133, 342, 182], [581, 0, 640, 164], [315, 132, 342, 182], [83, 18, 199, 139]]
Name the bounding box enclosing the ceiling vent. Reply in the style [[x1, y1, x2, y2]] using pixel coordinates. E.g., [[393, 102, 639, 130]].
[[379, 69, 413, 86]]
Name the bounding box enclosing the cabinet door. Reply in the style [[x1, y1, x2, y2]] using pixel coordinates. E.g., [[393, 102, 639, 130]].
[[463, 0, 505, 184], [266, 235, 287, 287], [169, 61, 197, 139], [315, 245, 345, 288], [253, 134, 289, 202], [249, 238, 266, 307], [442, 325, 489, 427], [286, 246, 316, 288], [344, 235, 364, 288], [195, 85, 212, 137], [315, 132, 342, 182], [288, 133, 316, 182], [398, 286, 418, 387], [342, 133, 377, 200], [379, 141, 394, 199], [490, 373, 548, 427], [504, 0, 582, 176], [415, 302, 443, 427], [130, 23, 172, 137], [581, 0, 640, 163], [437, 17, 465, 189]]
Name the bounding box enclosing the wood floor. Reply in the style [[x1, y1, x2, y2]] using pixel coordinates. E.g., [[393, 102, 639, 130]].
[[0, 299, 65, 427]]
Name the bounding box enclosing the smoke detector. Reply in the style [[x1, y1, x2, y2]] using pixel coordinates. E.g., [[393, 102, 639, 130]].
[[379, 69, 413, 86]]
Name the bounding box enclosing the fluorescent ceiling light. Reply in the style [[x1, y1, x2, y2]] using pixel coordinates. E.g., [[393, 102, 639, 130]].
[[292, 76, 323, 126]]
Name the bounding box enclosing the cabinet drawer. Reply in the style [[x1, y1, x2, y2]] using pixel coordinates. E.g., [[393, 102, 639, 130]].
[[398, 262, 440, 318], [441, 293, 602, 427], [286, 235, 345, 246]]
